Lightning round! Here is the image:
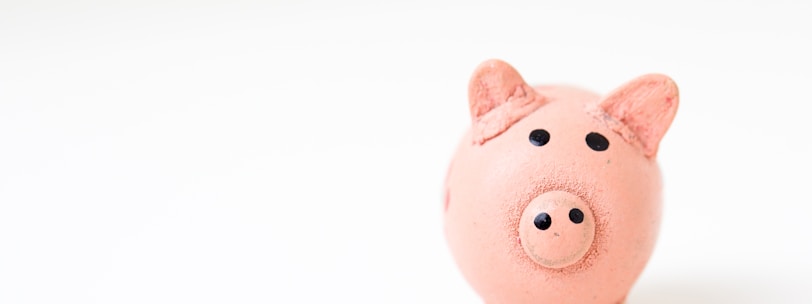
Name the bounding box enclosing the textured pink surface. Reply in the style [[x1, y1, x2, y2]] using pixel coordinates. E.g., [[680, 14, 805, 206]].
[[468, 60, 548, 144], [444, 59, 678, 304]]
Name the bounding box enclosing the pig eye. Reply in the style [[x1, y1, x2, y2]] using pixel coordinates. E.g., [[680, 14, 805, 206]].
[[569, 208, 584, 224], [529, 129, 550, 146], [534, 213, 552, 230], [585, 132, 609, 151]]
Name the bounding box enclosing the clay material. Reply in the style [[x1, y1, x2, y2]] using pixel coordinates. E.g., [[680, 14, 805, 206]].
[[444, 59, 678, 304]]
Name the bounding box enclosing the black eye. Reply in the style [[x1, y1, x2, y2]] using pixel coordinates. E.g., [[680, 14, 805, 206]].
[[569, 208, 584, 224], [529, 129, 550, 146], [534, 212, 551, 230], [585, 132, 609, 151]]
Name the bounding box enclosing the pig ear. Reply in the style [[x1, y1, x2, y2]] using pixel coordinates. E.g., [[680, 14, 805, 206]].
[[468, 59, 547, 145], [598, 74, 679, 157]]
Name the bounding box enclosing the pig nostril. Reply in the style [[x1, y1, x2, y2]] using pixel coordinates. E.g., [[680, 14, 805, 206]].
[[534, 213, 552, 230], [569, 208, 584, 224]]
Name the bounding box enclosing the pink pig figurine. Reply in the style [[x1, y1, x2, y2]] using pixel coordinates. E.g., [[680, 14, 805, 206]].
[[443, 59, 679, 304]]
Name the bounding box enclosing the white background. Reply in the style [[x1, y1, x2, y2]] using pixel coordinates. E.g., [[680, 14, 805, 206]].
[[1, 0, 811, 303]]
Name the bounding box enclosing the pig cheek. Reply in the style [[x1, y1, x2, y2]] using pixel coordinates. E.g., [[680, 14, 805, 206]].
[[444, 187, 451, 213], [442, 162, 453, 213]]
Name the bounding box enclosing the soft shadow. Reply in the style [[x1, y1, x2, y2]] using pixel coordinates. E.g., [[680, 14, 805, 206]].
[[627, 273, 806, 304]]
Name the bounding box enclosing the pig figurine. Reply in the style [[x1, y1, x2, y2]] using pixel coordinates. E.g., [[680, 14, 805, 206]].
[[444, 59, 678, 304]]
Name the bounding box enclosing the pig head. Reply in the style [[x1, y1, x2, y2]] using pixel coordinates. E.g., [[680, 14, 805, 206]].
[[444, 59, 678, 304]]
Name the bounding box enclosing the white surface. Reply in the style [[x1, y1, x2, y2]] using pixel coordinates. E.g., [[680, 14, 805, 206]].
[[1, 1, 811, 303]]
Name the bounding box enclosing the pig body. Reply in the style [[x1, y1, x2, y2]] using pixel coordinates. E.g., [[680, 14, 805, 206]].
[[444, 60, 678, 304]]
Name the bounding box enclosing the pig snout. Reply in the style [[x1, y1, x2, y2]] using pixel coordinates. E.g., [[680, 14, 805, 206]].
[[518, 191, 596, 269]]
